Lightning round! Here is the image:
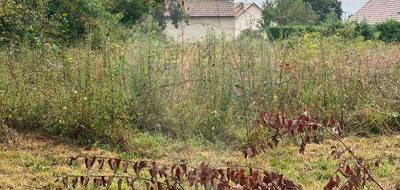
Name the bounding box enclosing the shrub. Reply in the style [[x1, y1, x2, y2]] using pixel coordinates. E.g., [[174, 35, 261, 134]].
[[0, 0, 123, 48], [375, 19, 400, 43], [355, 20, 376, 40], [266, 25, 320, 40], [266, 19, 400, 43]]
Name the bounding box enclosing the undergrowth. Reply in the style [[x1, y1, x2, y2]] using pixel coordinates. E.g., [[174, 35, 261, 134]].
[[0, 32, 399, 147]]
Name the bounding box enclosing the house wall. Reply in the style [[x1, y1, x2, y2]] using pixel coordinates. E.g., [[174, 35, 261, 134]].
[[165, 17, 235, 41], [234, 5, 262, 37]]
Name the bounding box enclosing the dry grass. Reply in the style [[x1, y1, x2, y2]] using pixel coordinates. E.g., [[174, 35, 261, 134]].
[[0, 133, 118, 189], [0, 132, 399, 189]]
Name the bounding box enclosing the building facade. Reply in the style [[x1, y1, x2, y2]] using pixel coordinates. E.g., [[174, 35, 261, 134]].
[[165, 0, 262, 41]]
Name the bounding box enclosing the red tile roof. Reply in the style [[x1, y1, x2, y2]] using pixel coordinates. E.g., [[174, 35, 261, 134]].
[[351, 0, 400, 24], [186, 0, 235, 17]]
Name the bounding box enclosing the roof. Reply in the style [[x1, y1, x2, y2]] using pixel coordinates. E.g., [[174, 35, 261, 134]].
[[234, 2, 262, 18], [185, 0, 235, 17], [350, 0, 400, 24]]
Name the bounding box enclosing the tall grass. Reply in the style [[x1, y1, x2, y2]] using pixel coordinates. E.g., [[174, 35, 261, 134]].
[[0, 31, 399, 147]]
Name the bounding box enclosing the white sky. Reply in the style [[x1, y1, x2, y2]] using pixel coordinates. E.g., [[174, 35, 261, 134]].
[[237, 0, 369, 15]]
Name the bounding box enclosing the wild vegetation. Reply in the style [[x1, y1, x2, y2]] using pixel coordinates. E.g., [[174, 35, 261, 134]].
[[60, 156, 302, 189], [52, 111, 391, 189], [265, 19, 400, 43], [1, 16, 400, 189], [1, 27, 399, 145], [262, 0, 343, 26], [1, 0, 400, 189]]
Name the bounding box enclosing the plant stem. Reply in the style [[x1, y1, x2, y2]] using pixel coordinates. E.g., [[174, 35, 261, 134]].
[[325, 127, 385, 190]]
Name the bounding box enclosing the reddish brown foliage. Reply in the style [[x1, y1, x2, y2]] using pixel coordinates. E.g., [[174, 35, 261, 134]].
[[330, 146, 346, 159], [58, 111, 388, 190], [245, 111, 327, 158], [60, 157, 302, 189], [324, 159, 383, 190], [244, 111, 384, 190]]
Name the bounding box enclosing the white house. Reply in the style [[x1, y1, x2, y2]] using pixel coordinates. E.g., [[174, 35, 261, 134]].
[[165, 0, 263, 41], [234, 2, 263, 37]]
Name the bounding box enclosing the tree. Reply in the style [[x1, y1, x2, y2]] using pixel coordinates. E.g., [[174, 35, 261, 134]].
[[47, 0, 116, 43], [303, 0, 343, 22], [0, 0, 118, 46], [110, 0, 188, 29], [286, 0, 317, 25], [261, 0, 316, 26], [0, 0, 187, 47], [0, 0, 54, 46], [110, 0, 153, 26]]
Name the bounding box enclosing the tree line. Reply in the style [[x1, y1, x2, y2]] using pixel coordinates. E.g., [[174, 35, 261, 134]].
[[2, 0, 398, 46], [0, 0, 186, 47], [261, 0, 343, 26]]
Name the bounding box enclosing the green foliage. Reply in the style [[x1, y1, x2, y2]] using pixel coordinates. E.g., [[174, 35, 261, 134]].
[[266, 25, 319, 40], [261, 1, 274, 27], [285, 0, 316, 25], [261, 0, 343, 27], [262, 0, 316, 26], [319, 15, 346, 36], [149, 1, 189, 30], [354, 20, 375, 40], [103, 0, 188, 29], [0, 0, 186, 47], [110, 0, 150, 26], [0, 0, 55, 46], [47, 0, 114, 42], [166, 1, 189, 29], [303, 0, 343, 22], [375, 19, 400, 43], [0, 0, 122, 47], [265, 19, 400, 43], [1, 32, 399, 147]]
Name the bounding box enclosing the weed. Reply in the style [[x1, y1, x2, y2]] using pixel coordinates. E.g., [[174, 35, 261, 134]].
[[0, 33, 399, 146]]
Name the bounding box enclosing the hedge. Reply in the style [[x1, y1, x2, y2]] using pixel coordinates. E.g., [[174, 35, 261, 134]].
[[266, 19, 400, 43], [376, 20, 400, 43]]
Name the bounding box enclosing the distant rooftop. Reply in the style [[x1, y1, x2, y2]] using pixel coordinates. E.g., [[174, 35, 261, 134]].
[[186, 0, 235, 17], [351, 0, 400, 24]]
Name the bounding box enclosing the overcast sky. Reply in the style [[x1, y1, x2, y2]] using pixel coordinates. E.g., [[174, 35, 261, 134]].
[[238, 0, 369, 15]]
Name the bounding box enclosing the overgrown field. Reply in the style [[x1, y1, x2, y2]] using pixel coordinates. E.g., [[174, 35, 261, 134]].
[[2, 1, 400, 189], [1, 30, 400, 189], [1, 33, 399, 146]]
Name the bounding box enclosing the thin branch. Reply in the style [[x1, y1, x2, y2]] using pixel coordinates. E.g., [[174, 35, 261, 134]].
[[324, 127, 385, 190], [68, 156, 188, 168], [57, 174, 186, 190]]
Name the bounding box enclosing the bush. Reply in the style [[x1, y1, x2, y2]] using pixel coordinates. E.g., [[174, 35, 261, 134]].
[[355, 20, 376, 40], [0, 0, 123, 48], [266, 19, 400, 43], [0, 0, 51, 46], [266, 25, 320, 40], [375, 19, 400, 43]]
